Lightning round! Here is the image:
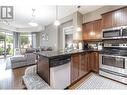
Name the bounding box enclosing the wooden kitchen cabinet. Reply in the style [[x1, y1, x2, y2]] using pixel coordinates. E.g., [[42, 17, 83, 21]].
[[71, 53, 89, 83], [93, 20, 102, 39], [79, 53, 89, 78], [71, 52, 99, 83], [102, 12, 113, 29], [89, 52, 99, 73], [83, 24, 88, 40], [83, 19, 102, 40], [102, 7, 127, 29], [122, 7, 127, 26], [71, 53, 80, 83]]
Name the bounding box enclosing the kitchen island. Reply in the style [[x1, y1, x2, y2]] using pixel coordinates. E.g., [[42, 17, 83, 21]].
[[36, 50, 100, 89]]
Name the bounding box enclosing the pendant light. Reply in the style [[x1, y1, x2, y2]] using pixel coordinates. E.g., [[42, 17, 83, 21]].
[[76, 6, 82, 32], [29, 8, 38, 27], [54, 6, 60, 26]]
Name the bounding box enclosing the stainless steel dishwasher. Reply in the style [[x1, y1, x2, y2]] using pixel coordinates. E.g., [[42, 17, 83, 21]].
[[50, 55, 71, 89]]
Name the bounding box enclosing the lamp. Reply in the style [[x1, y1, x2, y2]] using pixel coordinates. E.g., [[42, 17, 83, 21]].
[[76, 6, 82, 32], [29, 8, 38, 27], [54, 6, 60, 26]]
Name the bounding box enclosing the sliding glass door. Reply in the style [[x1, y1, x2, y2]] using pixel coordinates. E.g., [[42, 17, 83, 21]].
[[0, 32, 6, 59], [5, 32, 14, 57], [0, 32, 14, 59]]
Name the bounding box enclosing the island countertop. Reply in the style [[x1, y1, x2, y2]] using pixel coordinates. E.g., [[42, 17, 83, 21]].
[[36, 49, 101, 59]]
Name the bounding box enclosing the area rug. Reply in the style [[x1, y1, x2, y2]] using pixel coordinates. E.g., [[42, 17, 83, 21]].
[[76, 73, 127, 89]]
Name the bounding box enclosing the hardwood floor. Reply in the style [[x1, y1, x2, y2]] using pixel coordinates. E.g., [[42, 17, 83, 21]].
[[0, 59, 27, 89]]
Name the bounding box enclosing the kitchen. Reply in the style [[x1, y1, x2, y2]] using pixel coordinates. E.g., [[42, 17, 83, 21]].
[[23, 6, 127, 89]]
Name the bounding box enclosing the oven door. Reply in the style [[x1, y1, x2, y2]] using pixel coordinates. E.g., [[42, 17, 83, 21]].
[[99, 54, 127, 75]]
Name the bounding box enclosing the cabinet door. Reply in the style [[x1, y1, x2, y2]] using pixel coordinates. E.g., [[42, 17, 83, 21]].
[[87, 22, 94, 39], [89, 52, 99, 73], [83, 24, 88, 40], [83, 20, 102, 40], [87, 53, 91, 72], [93, 52, 99, 73], [79, 53, 88, 78], [89, 52, 95, 70], [83, 22, 93, 40], [93, 20, 102, 39], [122, 7, 127, 25], [102, 12, 113, 29], [112, 9, 123, 27], [71, 54, 80, 83]]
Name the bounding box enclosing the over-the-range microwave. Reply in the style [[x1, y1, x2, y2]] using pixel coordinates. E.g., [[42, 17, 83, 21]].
[[102, 26, 127, 39]]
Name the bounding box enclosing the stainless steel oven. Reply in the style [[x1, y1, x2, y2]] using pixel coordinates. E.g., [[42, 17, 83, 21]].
[[99, 54, 127, 84]]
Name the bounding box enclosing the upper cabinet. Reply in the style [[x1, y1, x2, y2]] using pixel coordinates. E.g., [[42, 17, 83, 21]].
[[83, 19, 102, 40], [102, 7, 127, 29], [122, 7, 127, 25]]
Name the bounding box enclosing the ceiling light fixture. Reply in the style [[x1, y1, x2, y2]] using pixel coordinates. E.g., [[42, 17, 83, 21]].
[[76, 6, 82, 32], [54, 6, 60, 26], [29, 8, 38, 27]]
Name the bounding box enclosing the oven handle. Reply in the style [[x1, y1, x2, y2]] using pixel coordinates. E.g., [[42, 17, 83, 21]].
[[100, 54, 126, 58]]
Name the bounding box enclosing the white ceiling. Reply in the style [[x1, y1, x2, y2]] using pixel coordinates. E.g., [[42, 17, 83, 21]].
[[0, 6, 103, 32]]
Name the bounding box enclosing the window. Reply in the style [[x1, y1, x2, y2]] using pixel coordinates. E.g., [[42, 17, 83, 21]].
[[20, 32, 32, 49]]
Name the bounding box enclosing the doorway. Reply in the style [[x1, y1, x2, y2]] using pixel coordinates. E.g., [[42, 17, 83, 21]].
[[0, 32, 14, 59]]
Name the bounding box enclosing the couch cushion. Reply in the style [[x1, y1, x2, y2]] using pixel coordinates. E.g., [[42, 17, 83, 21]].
[[11, 56, 27, 63]]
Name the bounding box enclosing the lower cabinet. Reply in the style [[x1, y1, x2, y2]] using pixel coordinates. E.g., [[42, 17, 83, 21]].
[[79, 53, 89, 78], [71, 52, 99, 84], [89, 52, 99, 73], [71, 53, 80, 83], [71, 52, 89, 83]]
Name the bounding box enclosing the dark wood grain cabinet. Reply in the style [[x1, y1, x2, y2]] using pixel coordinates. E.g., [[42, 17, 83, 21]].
[[71, 52, 99, 83], [71, 53, 80, 83], [79, 53, 89, 77], [83, 19, 102, 40], [71, 53, 89, 83], [89, 52, 99, 73], [102, 12, 113, 29], [102, 7, 127, 29], [122, 7, 127, 26]]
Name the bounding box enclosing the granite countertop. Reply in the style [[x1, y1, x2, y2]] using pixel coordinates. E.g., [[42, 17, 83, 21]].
[[36, 49, 102, 58]]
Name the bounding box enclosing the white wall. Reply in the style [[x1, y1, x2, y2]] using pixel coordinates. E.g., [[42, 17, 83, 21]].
[[58, 20, 73, 50], [41, 24, 58, 51], [83, 6, 124, 23], [41, 11, 83, 51]]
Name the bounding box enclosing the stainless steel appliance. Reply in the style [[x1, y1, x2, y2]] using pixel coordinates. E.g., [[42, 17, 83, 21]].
[[50, 55, 71, 89], [99, 49, 127, 84], [102, 27, 122, 39], [102, 26, 127, 39]]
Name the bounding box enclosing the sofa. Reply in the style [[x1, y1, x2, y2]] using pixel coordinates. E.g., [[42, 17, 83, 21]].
[[10, 49, 37, 69]]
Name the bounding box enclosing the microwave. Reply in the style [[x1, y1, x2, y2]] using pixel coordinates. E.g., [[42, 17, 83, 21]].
[[102, 27, 122, 39]]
